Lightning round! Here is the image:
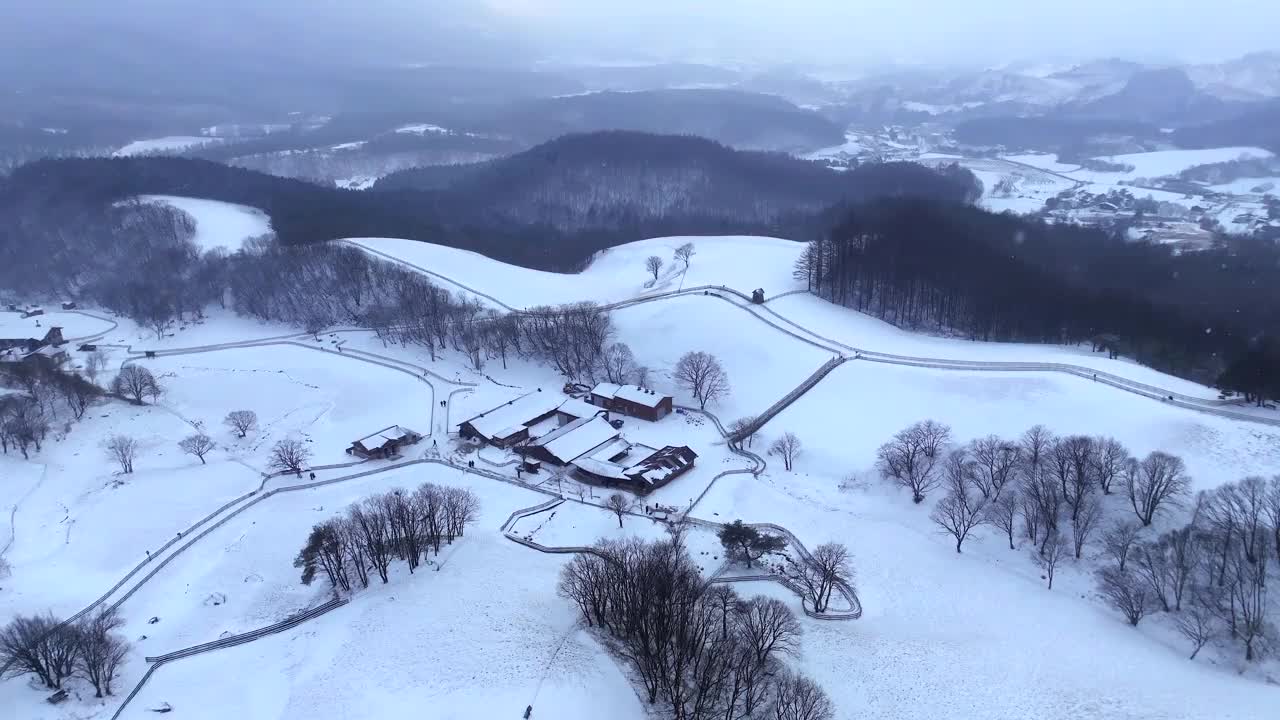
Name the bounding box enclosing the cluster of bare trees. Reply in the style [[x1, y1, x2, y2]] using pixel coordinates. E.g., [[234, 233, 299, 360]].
[[674, 351, 730, 409], [878, 423, 1191, 560], [1, 361, 103, 459], [878, 420, 1276, 661], [1096, 476, 1280, 661], [558, 538, 832, 720], [0, 608, 129, 697], [295, 483, 480, 592], [769, 432, 802, 472]]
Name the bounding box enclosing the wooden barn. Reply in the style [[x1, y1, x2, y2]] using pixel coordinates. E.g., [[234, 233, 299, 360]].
[[524, 416, 621, 466], [588, 383, 673, 421], [346, 425, 423, 459]]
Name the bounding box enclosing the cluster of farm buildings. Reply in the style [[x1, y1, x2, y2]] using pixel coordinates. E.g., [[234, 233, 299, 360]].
[[457, 383, 696, 494]]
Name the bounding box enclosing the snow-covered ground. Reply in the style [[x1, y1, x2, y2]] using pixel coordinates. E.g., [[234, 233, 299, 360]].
[[5, 234, 1280, 719], [0, 310, 114, 341], [140, 196, 273, 252], [394, 123, 449, 135], [345, 235, 805, 309], [112, 137, 217, 157], [1071, 147, 1275, 184]]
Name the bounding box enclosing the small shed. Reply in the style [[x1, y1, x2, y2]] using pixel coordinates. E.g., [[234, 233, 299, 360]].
[[61, 301, 78, 310], [21, 307, 44, 318], [347, 425, 423, 459], [751, 288, 765, 304]]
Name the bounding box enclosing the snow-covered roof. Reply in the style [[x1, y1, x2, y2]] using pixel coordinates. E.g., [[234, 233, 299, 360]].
[[531, 416, 620, 464], [356, 425, 418, 445], [624, 446, 698, 485], [556, 397, 600, 420], [493, 426, 527, 441], [571, 456, 630, 480], [460, 391, 562, 439], [591, 383, 668, 408]]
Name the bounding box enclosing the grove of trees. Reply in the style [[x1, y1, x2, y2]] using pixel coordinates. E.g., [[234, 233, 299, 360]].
[[558, 537, 833, 720], [295, 483, 480, 592], [880, 417, 1278, 663], [1, 608, 130, 697]]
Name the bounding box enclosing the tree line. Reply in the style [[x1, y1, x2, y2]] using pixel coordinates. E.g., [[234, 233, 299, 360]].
[[795, 197, 1280, 393], [874, 418, 1278, 663], [295, 484, 480, 593], [558, 536, 834, 720]]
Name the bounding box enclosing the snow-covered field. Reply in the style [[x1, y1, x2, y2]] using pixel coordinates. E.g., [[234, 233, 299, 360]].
[[0, 310, 114, 342], [140, 196, 273, 252], [4, 234, 1279, 719], [112, 137, 217, 157], [345, 235, 806, 309], [1072, 147, 1274, 184]]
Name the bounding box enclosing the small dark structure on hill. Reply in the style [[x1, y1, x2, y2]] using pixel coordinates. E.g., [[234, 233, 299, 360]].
[[346, 425, 423, 459], [752, 288, 765, 304], [588, 383, 673, 421], [61, 301, 77, 310]]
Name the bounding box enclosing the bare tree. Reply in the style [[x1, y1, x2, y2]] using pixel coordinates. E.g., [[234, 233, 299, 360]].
[[1091, 436, 1130, 495], [440, 486, 481, 542], [645, 255, 664, 280], [674, 351, 730, 409], [104, 434, 138, 474], [1070, 492, 1103, 559], [223, 409, 258, 438], [737, 596, 802, 665], [606, 493, 630, 529], [932, 454, 987, 552], [1128, 451, 1190, 526], [1101, 521, 1143, 572], [876, 420, 952, 503], [178, 433, 216, 464], [0, 613, 78, 689], [74, 608, 129, 696], [1175, 600, 1218, 660], [769, 432, 802, 472], [111, 365, 161, 405], [55, 373, 100, 419], [83, 350, 109, 386], [1267, 475, 1280, 565], [1096, 565, 1150, 626], [1035, 530, 1068, 589], [633, 364, 651, 389], [728, 415, 759, 448], [789, 542, 853, 613], [984, 489, 1021, 550], [772, 670, 834, 720], [968, 435, 1021, 501], [270, 438, 311, 476], [674, 241, 696, 267], [601, 342, 636, 385]]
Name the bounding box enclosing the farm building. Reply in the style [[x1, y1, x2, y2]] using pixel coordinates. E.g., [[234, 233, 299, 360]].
[[572, 443, 698, 493], [346, 425, 423, 459], [0, 327, 68, 367], [524, 415, 621, 465], [457, 391, 603, 448], [588, 383, 673, 421]]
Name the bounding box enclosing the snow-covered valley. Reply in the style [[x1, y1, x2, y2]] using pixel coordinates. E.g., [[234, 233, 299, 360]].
[[3, 200, 1280, 720]]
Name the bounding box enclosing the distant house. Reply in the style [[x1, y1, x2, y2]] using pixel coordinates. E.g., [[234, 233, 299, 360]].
[[20, 307, 44, 319], [346, 425, 423, 459], [572, 443, 698, 493], [751, 288, 765, 304], [457, 390, 600, 448], [588, 383, 673, 421], [525, 415, 621, 465], [0, 327, 67, 367], [61, 301, 77, 310]]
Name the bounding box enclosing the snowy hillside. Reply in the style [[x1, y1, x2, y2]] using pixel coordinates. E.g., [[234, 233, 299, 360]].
[[141, 196, 273, 252], [3, 234, 1279, 720]]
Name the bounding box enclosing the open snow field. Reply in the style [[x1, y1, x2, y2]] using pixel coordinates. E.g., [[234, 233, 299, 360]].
[[140, 195, 273, 253], [6, 233, 1280, 719], [0, 310, 114, 342], [1072, 147, 1275, 183], [344, 235, 806, 309]]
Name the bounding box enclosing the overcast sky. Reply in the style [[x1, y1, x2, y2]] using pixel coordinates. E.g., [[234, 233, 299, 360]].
[[489, 0, 1280, 66]]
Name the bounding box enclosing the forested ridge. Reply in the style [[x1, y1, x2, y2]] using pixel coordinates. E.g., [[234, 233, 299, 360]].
[[797, 199, 1280, 391], [1, 134, 978, 271]]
